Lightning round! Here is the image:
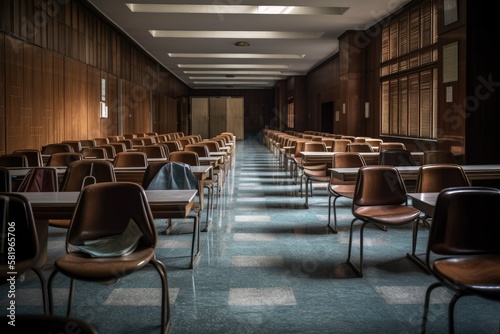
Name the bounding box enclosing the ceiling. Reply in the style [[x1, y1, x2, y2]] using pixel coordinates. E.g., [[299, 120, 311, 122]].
[[85, 0, 412, 90]]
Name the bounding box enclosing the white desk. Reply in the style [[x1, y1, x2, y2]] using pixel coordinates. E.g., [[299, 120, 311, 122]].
[[330, 164, 500, 182]]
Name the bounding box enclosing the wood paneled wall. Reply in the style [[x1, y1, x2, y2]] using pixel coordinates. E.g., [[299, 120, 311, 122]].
[[0, 0, 189, 155]]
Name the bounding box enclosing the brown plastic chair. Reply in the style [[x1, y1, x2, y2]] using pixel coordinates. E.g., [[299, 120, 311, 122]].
[[163, 140, 183, 153], [0, 167, 11, 192], [0, 154, 29, 167], [423, 150, 458, 165], [407, 164, 471, 272], [46, 152, 83, 167], [327, 153, 366, 233], [108, 142, 127, 154], [300, 141, 328, 199], [113, 152, 148, 167], [346, 165, 421, 277], [60, 160, 116, 192], [118, 139, 134, 150], [80, 139, 96, 149], [0, 193, 48, 314], [346, 142, 374, 152], [365, 139, 383, 152], [17, 167, 59, 192], [81, 147, 108, 159], [47, 182, 171, 333], [184, 144, 220, 206], [139, 145, 168, 159], [421, 187, 500, 333], [332, 139, 351, 152], [92, 137, 109, 145], [61, 141, 82, 153], [379, 142, 407, 151], [13, 149, 43, 167], [378, 149, 417, 166], [41, 143, 73, 155], [99, 144, 117, 159], [168, 151, 213, 218]]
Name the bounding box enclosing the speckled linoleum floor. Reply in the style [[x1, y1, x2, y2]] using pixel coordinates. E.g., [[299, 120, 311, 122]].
[[2, 133, 500, 333]]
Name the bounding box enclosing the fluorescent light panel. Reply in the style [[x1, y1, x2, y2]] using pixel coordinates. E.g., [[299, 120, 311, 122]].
[[184, 71, 284, 75], [189, 76, 284, 80], [168, 53, 305, 59], [126, 4, 349, 16], [194, 81, 270, 85], [177, 64, 290, 69], [150, 30, 323, 39]]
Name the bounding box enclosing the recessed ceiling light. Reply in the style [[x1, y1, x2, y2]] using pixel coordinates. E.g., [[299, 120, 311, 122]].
[[235, 41, 250, 47]]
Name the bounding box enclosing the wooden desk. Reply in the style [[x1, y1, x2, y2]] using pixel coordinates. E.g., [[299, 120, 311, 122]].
[[18, 189, 199, 268], [301, 151, 424, 165], [407, 192, 438, 218], [330, 164, 500, 182]]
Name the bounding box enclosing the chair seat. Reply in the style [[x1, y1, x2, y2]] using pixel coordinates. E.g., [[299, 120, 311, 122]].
[[354, 205, 420, 225], [330, 184, 355, 198], [55, 247, 155, 280], [434, 255, 500, 296], [304, 168, 328, 179]]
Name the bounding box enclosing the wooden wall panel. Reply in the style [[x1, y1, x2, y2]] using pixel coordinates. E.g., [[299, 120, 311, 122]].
[[227, 97, 244, 140], [52, 53, 65, 145], [64, 57, 88, 140], [5, 36, 23, 153], [190, 97, 209, 139], [209, 98, 227, 137], [166, 96, 179, 134], [87, 66, 100, 139]]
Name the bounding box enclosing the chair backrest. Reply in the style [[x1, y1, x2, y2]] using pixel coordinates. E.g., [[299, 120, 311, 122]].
[[66, 182, 156, 249], [346, 143, 373, 152], [184, 144, 210, 157], [99, 144, 117, 159], [352, 165, 408, 207], [60, 159, 116, 191], [80, 139, 96, 148], [61, 141, 82, 153], [17, 167, 59, 192], [0, 167, 10, 192], [46, 152, 83, 167], [41, 143, 73, 155], [108, 142, 127, 154], [168, 151, 200, 166], [13, 149, 43, 167], [423, 150, 458, 165], [331, 153, 367, 186], [332, 153, 367, 168], [113, 152, 148, 167], [0, 193, 42, 273], [303, 141, 327, 152], [142, 161, 170, 189], [163, 140, 183, 153], [416, 164, 471, 193], [202, 140, 221, 153], [428, 187, 500, 260], [81, 147, 108, 159], [0, 154, 29, 167], [145, 162, 198, 191], [138, 145, 168, 158], [118, 139, 133, 150], [365, 139, 383, 148], [332, 139, 351, 152], [379, 142, 406, 151], [340, 135, 355, 142], [93, 137, 109, 145], [378, 149, 417, 166]]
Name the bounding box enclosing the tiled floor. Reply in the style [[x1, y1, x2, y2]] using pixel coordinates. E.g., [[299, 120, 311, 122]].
[[2, 135, 500, 333]]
